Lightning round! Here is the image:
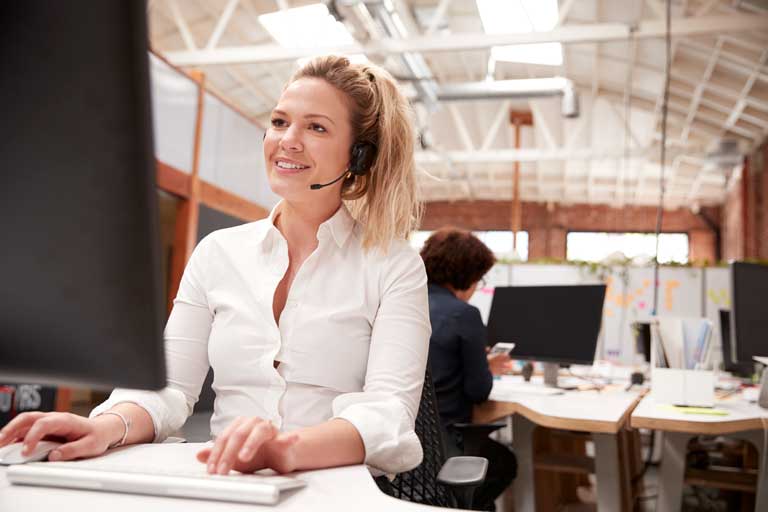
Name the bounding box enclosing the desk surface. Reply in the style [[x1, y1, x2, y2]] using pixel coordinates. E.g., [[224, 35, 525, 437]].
[[473, 376, 643, 433], [0, 443, 452, 512], [630, 393, 768, 434]]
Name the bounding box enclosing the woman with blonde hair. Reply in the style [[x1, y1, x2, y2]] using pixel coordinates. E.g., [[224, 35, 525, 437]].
[[1, 55, 431, 477]]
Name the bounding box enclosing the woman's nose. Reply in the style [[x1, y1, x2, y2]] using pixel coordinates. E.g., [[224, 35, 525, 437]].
[[279, 125, 303, 152]]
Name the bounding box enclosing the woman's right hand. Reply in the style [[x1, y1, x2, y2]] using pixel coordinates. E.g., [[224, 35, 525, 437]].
[[0, 411, 117, 461], [487, 352, 513, 376]]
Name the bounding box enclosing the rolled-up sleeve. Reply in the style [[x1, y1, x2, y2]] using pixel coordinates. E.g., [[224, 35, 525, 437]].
[[90, 236, 214, 442], [331, 245, 431, 474]]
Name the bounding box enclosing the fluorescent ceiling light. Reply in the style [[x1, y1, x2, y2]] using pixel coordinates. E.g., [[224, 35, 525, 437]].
[[476, 0, 563, 66], [259, 3, 365, 63]]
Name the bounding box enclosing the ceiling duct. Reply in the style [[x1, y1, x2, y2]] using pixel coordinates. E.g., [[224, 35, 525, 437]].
[[437, 78, 580, 118], [337, 1, 578, 117], [706, 138, 743, 169], [354, 0, 439, 110]]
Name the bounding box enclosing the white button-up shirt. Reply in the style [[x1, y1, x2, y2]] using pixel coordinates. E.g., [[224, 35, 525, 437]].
[[91, 202, 431, 474]]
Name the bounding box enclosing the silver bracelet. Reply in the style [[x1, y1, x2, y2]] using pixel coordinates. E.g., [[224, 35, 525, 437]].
[[98, 411, 131, 448]]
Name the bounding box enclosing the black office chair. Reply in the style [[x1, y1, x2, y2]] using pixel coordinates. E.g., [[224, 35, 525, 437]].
[[379, 368, 494, 509]]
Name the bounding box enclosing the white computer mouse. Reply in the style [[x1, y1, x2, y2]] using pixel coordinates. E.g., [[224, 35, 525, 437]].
[[0, 441, 63, 465]]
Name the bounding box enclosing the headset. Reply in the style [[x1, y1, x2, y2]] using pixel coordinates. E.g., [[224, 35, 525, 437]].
[[348, 142, 377, 177], [262, 129, 378, 190], [310, 141, 377, 190]]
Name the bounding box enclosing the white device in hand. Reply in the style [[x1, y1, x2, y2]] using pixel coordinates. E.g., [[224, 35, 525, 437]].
[[490, 342, 516, 356]]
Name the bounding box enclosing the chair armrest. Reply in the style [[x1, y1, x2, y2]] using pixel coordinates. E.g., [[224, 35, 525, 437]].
[[436, 456, 488, 487]]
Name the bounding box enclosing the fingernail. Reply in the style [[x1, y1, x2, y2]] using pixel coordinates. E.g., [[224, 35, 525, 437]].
[[48, 451, 61, 461], [238, 448, 250, 460], [218, 462, 228, 474], [22, 443, 30, 455]]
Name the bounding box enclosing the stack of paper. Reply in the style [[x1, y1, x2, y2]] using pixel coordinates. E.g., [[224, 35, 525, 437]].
[[652, 317, 713, 370]]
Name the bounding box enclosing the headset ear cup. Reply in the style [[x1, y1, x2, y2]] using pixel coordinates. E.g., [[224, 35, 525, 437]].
[[349, 142, 377, 176]]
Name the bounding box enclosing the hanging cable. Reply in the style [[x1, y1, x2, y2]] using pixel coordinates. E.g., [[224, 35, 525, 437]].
[[652, 0, 672, 316], [635, 4, 673, 501]]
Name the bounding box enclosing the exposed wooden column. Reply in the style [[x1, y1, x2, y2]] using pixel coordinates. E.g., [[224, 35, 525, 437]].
[[509, 111, 533, 251], [168, 70, 205, 313]]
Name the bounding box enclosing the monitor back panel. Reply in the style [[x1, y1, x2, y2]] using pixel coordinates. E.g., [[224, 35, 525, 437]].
[[487, 285, 607, 365], [731, 262, 768, 364], [0, 2, 166, 389]]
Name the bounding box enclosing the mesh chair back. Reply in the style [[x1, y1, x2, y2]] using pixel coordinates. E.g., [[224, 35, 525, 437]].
[[386, 367, 453, 507]]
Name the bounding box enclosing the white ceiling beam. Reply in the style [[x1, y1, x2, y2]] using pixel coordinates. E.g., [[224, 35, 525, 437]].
[[721, 34, 768, 54], [447, 105, 476, 151], [724, 47, 768, 133], [529, 102, 558, 150], [480, 100, 511, 150], [415, 146, 652, 164], [167, 0, 198, 50], [163, 13, 768, 66], [205, 0, 240, 50], [425, 0, 453, 35], [681, 37, 722, 142], [678, 38, 768, 79], [556, 0, 578, 27], [225, 67, 276, 109], [607, 99, 643, 148], [645, 0, 666, 19], [562, 103, 591, 201], [694, 0, 722, 17]]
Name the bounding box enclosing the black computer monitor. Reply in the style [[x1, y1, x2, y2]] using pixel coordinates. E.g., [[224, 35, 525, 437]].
[[719, 309, 753, 378], [631, 322, 652, 363], [487, 285, 607, 365], [0, 2, 166, 390], [731, 262, 768, 365]]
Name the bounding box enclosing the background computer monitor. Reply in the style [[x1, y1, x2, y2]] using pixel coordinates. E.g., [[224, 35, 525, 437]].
[[486, 285, 607, 365], [631, 322, 652, 363], [718, 309, 753, 378], [0, 2, 166, 390], [731, 262, 768, 365]]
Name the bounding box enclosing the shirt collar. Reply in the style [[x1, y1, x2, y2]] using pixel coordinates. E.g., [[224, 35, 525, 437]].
[[252, 200, 355, 248], [318, 203, 355, 248]]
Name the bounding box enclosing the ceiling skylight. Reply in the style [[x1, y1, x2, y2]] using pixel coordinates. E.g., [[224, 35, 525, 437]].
[[476, 0, 563, 66], [259, 3, 365, 63]]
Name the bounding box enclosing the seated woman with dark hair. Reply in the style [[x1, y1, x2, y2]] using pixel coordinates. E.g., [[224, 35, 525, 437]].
[[420, 228, 516, 511]]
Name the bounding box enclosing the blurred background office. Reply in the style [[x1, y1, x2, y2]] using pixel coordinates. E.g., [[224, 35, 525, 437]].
[[2, 1, 768, 511]]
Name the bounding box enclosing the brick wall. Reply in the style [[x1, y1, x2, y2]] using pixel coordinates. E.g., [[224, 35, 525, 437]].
[[422, 201, 720, 262], [722, 141, 768, 261]]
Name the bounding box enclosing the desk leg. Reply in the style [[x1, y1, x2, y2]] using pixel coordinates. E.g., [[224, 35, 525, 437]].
[[511, 415, 536, 512], [593, 433, 624, 511], [733, 430, 767, 512], [656, 432, 691, 512]]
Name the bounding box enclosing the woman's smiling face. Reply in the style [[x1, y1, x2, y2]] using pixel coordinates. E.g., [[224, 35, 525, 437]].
[[263, 78, 354, 201]]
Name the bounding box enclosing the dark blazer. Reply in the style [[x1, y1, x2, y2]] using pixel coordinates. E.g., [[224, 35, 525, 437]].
[[427, 283, 493, 428]]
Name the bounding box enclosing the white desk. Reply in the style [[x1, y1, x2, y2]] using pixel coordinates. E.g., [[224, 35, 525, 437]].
[[474, 376, 643, 512], [631, 394, 768, 512], [0, 443, 455, 512]]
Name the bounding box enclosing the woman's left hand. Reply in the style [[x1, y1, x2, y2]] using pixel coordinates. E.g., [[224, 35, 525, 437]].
[[196, 417, 299, 475]]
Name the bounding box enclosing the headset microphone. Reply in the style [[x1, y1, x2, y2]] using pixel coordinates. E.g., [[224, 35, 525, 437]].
[[310, 171, 350, 190], [309, 142, 377, 190]]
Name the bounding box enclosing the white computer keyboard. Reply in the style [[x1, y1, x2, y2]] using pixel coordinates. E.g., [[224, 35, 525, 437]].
[[41, 460, 299, 487]]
